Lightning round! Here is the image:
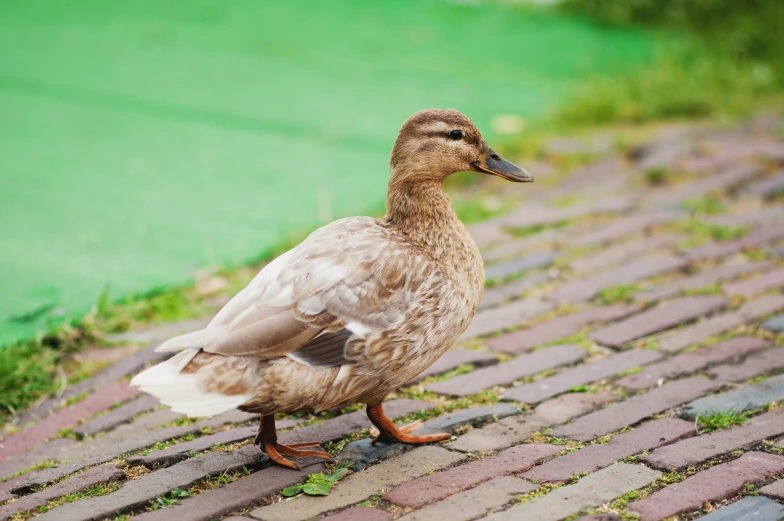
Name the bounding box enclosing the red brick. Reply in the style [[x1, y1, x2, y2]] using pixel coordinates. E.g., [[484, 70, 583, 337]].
[[320, 507, 392, 521], [708, 347, 784, 382], [684, 227, 784, 261], [502, 349, 661, 403], [384, 443, 559, 508], [635, 260, 770, 303], [642, 409, 784, 470], [0, 465, 124, 519], [617, 337, 769, 390], [658, 294, 784, 352], [570, 213, 681, 248], [487, 305, 637, 354], [407, 349, 498, 385], [550, 254, 687, 303], [724, 267, 784, 297], [523, 418, 694, 483], [0, 381, 139, 461], [590, 296, 726, 348], [426, 345, 586, 397], [459, 299, 554, 340], [628, 452, 784, 521], [549, 378, 720, 442]]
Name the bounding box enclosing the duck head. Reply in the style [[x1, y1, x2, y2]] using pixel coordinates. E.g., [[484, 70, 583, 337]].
[[389, 109, 532, 184]]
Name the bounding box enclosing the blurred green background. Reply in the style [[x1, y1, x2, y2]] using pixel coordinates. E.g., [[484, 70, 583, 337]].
[[0, 0, 653, 345]]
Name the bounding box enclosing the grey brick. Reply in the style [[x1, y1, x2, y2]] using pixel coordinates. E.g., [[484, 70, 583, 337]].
[[697, 496, 784, 521], [684, 374, 784, 417]]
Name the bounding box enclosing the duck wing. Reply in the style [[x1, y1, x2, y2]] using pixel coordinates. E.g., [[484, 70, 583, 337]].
[[156, 217, 437, 365]]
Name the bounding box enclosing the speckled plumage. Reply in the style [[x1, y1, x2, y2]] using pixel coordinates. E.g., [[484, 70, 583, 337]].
[[132, 108, 530, 423]]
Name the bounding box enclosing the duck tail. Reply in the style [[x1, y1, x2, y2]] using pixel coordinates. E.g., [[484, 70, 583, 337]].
[[131, 350, 251, 417], [155, 327, 228, 352]]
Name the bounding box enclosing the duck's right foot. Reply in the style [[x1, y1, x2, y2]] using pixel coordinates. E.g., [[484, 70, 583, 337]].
[[366, 403, 451, 445], [255, 415, 334, 470]]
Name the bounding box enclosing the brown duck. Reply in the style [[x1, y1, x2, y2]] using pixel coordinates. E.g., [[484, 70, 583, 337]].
[[131, 109, 532, 469]]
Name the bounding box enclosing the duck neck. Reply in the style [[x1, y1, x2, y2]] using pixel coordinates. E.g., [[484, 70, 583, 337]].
[[384, 174, 478, 272]]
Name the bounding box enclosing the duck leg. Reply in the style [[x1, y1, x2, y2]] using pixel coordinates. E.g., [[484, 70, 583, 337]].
[[366, 403, 450, 445], [255, 415, 334, 470]]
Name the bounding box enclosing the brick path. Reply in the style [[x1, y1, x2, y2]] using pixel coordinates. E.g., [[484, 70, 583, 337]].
[[1, 116, 784, 521]]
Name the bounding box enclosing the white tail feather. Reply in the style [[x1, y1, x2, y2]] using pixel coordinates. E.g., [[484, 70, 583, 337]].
[[155, 327, 227, 353], [130, 350, 251, 417]]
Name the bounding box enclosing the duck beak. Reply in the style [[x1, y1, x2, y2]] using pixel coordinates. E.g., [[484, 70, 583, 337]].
[[473, 147, 533, 183]]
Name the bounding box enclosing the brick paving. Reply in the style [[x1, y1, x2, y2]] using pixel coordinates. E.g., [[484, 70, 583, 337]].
[[522, 419, 694, 483], [490, 464, 662, 521], [590, 295, 726, 348], [628, 452, 784, 521], [426, 344, 586, 396], [486, 305, 637, 354], [642, 409, 784, 470], [501, 348, 661, 403], [549, 378, 721, 442], [617, 336, 770, 390], [2, 118, 784, 521]]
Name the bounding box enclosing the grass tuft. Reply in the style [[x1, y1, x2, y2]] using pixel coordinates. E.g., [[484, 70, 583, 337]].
[[695, 408, 754, 434]]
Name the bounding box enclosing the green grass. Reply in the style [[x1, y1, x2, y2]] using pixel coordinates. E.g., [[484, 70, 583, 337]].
[[695, 408, 754, 434], [681, 195, 726, 216], [682, 283, 723, 296], [553, 41, 777, 126], [0, 340, 60, 420], [505, 220, 569, 238], [643, 168, 669, 186], [678, 219, 748, 247], [596, 284, 638, 304], [149, 488, 192, 511]]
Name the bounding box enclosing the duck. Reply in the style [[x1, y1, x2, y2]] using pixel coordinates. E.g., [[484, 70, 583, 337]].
[[131, 109, 532, 469]]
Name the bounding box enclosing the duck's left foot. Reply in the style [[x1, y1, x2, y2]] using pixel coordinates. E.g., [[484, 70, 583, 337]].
[[366, 403, 451, 445], [256, 415, 334, 470]]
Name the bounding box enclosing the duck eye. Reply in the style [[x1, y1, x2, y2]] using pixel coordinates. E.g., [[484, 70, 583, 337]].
[[449, 129, 463, 140]]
